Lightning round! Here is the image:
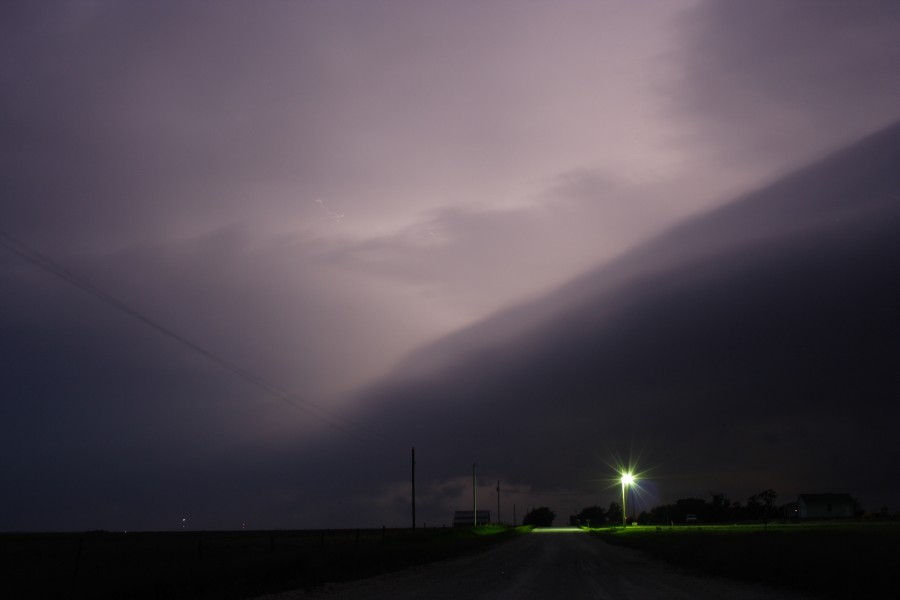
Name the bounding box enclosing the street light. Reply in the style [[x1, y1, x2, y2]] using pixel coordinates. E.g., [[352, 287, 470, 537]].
[[621, 473, 635, 527]]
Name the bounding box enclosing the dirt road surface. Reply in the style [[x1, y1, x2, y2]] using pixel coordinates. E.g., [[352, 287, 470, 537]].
[[256, 528, 818, 600]]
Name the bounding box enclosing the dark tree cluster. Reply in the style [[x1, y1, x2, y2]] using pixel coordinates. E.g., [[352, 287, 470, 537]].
[[569, 490, 817, 527], [569, 502, 624, 527], [522, 506, 556, 527], [569, 505, 606, 527], [644, 490, 785, 524]]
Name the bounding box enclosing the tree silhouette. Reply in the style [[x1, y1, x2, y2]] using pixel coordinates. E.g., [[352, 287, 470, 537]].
[[523, 506, 556, 527], [571, 505, 606, 527], [607, 501, 622, 524], [747, 489, 777, 519]]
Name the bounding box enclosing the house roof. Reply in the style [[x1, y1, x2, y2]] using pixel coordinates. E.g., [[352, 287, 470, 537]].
[[798, 493, 854, 504]]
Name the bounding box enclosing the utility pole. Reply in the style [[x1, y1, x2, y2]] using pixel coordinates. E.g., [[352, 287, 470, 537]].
[[472, 463, 477, 527], [411, 447, 416, 530], [496, 481, 501, 525], [631, 485, 635, 523], [514, 504, 517, 527]]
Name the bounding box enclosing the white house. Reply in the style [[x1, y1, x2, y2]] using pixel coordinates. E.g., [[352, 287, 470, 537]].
[[796, 494, 856, 519]]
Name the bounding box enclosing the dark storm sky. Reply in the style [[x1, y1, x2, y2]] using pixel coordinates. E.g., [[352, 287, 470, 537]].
[[2, 0, 900, 531]]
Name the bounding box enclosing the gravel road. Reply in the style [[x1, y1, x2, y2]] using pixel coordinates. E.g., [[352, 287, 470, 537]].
[[256, 528, 818, 600]]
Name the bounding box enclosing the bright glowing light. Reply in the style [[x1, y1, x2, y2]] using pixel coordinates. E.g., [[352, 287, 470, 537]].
[[620, 473, 635, 527], [600, 453, 653, 527]]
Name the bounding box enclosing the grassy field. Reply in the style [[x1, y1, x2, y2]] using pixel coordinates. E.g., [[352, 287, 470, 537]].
[[591, 520, 900, 598], [0, 525, 527, 599]]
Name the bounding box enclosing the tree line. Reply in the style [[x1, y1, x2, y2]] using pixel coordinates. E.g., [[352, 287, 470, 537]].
[[568, 489, 787, 526]]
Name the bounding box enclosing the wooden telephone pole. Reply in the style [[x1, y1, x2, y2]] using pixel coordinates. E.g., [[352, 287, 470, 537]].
[[472, 463, 477, 526]]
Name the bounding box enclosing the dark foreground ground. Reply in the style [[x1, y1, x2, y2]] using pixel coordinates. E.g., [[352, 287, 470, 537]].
[[0, 525, 520, 599], [257, 527, 811, 600], [593, 521, 900, 599], [2, 522, 896, 599]]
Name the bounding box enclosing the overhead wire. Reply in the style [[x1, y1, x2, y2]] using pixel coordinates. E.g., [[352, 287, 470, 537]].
[[503, 489, 590, 497], [0, 230, 390, 448]]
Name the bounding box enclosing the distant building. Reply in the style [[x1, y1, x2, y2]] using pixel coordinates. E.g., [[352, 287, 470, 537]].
[[781, 501, 799, 519], [453, 510, 491, 527], [796, 494, 856, 519]]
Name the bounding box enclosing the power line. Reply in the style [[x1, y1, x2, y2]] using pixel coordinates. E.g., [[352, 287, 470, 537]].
[[503, 489, 590, 497], [0, 230, 389, 448]]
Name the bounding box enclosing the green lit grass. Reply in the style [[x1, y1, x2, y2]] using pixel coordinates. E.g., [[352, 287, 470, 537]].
[[589, 521, 900, 598], [471, 524, 526, 536]]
